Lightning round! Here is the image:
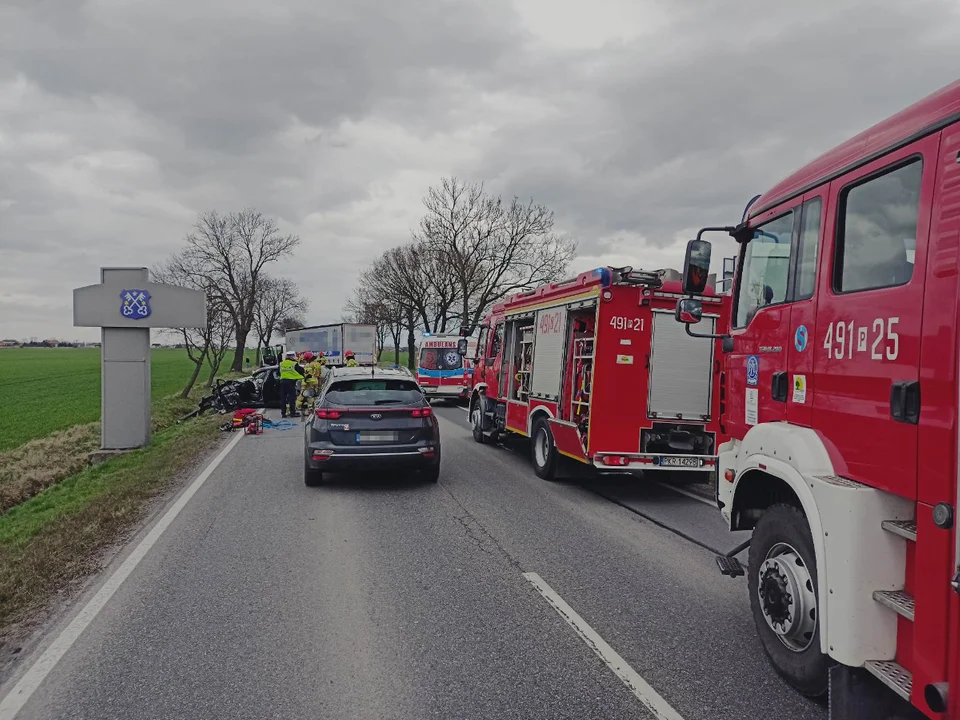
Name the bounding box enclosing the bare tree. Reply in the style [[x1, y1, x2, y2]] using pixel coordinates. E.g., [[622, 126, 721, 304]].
[[343, 288, 390, 357], [204, 300, 234, 385], [418, 177, 577, 333], [153, 257, 216, 397], [180, 209, 300, 372], [348, 258, 411, 365], [281, 316, 305, 333], [254, 276, 309, 363]]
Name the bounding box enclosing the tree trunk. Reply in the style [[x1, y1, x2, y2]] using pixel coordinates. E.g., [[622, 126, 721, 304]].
[[390, 325, 402, 364], [181, 359, 204, 398], [461, 281, 471, 335], [230, 325, 248, 372], [405, 307, 416, 371]]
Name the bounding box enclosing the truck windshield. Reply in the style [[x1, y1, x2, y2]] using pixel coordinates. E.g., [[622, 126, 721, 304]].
[[419, 348, 463, 371], [734, 211, 794, 328]]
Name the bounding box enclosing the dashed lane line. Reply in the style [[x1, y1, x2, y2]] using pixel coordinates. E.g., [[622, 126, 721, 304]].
[[523, 572, 685, 720]]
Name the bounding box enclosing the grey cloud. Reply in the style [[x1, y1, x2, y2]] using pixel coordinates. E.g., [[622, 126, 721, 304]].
[[475, 0, 960, 255], [2, 0, 960, 341]]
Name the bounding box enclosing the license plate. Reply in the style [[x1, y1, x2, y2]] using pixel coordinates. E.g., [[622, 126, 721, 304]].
[[660, 457, 700, 468], [356, 432, 398, 443]]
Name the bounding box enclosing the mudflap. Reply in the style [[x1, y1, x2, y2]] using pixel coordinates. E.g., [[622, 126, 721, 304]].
[[559, 457, 595, 481], [829, 666, 926, 720]]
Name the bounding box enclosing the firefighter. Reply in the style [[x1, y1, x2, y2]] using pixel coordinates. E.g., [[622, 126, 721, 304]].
[[296, 375, 319, 415], [279, 351, 304, 418], [301, 351, 316, 377], [306, 351, 326, 381], [345, 350, 358, 367]]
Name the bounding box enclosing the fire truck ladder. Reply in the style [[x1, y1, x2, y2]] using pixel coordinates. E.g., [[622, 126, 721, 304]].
[[612, 267, 664, 287], [863, 519, 918, 704]]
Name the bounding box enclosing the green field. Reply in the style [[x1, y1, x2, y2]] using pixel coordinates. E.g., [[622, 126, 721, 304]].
[[0, 348, 213, 452]]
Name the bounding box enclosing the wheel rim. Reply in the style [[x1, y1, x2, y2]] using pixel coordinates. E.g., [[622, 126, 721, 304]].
[[757, 542, 818, 652], [534, 427, 550, 468], [471, 404, 483, 432]]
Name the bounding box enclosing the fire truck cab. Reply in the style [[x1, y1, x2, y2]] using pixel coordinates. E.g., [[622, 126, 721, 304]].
[[468, 266, 730, 481], [677, 80, 960, 719]]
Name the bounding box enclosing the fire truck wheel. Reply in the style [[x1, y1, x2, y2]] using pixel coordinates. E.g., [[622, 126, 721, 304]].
[[748, 504, 830, 698], [470, 397, 486, 444], [531, 420, 558, 481]]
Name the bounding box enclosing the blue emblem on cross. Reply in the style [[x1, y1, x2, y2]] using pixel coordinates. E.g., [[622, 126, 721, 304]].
[[120, 289, 152, 319]]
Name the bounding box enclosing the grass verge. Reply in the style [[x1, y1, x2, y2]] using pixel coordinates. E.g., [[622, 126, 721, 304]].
[[0, 413, 221, 643], [0, 382, 239, 514]]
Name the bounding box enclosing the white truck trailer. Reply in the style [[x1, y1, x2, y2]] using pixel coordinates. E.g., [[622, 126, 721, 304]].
[[283, 323, 377, 366]]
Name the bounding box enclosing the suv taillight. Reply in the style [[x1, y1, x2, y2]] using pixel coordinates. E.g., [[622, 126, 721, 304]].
[[411, 407, 432, 418], [315, 409, 341, 419]]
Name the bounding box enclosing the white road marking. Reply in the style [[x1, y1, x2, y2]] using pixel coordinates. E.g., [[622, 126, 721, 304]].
[[460, 405, 469, 413], [0, 429, 246, 719], [523, 572, 685, 720], [655, 481, 716, 507]]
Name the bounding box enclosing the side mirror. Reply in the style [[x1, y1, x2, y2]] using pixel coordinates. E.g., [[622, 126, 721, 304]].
[[457, 338, 468, 356], [674, 297, 731, 341], [682, 239, 713, 295], [675, 298, 703, 325]]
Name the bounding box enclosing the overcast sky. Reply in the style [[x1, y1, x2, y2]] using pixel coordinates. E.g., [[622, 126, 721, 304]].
[[2, 0, 959, 341]]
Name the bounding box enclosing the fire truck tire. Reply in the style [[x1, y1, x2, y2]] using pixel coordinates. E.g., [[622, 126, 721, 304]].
[[470, 397, 486, 444], [531, 419, 558, 481], [748, 504, 830, 698]]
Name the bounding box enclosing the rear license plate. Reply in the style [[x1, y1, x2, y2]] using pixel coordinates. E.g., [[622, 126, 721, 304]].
[[356, 431, 398, 443], [660, 457, 700, 468]]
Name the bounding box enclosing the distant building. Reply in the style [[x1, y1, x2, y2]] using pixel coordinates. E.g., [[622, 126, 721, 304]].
[[0, 339, 20, 348]]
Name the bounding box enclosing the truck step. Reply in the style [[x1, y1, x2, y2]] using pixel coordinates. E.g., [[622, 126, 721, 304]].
[[881, 519, 917, 542], [864, 660, 912, 703], [872, 589, 915, 621], [715, 555, 744, 577]]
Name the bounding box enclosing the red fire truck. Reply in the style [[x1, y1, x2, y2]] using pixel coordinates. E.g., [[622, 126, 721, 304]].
[[675, 80, 960, 719], [467, 266, 730, 481]]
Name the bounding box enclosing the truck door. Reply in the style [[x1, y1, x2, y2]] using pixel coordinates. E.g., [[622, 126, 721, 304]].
[[811, 138, 935, 497], [785, 192, 825, 427], [490, 321, 505, 399], [726, 203, 799, 439]]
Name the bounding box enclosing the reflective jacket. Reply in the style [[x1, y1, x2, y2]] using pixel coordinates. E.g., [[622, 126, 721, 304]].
[[280, 359, 304, 381]]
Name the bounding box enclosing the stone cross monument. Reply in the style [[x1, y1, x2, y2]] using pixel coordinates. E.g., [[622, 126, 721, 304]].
[[73, 267, 207, 450]]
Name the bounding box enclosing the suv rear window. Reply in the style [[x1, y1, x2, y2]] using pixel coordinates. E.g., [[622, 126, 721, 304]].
[[325, 379, 423, 406]]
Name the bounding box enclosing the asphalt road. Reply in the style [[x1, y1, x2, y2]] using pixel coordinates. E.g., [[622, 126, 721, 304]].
[[2, 405, 825, 720]]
